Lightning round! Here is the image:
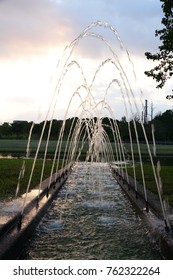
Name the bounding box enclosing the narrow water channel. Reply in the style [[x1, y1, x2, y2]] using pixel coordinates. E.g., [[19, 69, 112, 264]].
[[23, 162, 162, 259]]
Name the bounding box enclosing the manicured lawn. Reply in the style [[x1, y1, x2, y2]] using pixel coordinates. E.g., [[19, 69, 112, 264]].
[[0, 139, 59, 157], [124, 142, 173, 155], [0, 139, 89, 159], [127, 164, 173, 206], [0, 140, 172, 206], [0, 158, 62, 199]]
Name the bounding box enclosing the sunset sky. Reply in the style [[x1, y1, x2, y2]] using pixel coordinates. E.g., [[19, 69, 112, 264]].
[[0, 0, 172, 123]]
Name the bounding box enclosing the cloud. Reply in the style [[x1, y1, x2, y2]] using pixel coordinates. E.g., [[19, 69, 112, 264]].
[[7, 94, 37, 106], [0, 0, 73, 59], [59, 0, 163, 55], [0, 0, 163, 61], [0, 0, 170, 123]]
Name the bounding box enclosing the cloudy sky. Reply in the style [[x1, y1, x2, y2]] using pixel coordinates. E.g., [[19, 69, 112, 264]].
[[0, 0, 172, 123]]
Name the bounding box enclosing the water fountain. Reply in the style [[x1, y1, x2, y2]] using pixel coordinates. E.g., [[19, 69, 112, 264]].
[[0, 21, 173, 259]]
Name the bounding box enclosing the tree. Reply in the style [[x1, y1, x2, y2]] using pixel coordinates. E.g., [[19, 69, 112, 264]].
[[0, 122, 11, 137], [11, 120, 30, 137], [152, 109, 173, 140], [144, 0, 173, 88]]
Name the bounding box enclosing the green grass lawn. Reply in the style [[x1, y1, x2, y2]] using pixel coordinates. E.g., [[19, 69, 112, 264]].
[[0, 139, 89, 159], [1, 139, 173, 160], [0, 139, 172, 205], [0, 139, 59, 156], [0, 158, 172, 208], [124, 142, 173, 154], [0, 158, 62, 200], [127, 164, 173, 206]]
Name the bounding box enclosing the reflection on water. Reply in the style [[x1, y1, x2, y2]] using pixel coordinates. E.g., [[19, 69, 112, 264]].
[[24, 162, 162, 260]]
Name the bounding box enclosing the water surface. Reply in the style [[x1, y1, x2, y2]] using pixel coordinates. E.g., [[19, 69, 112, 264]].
[[24, 162, 162, 259]]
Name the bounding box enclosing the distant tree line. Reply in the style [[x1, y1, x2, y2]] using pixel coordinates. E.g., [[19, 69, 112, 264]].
[[0, 109, 173, 142]]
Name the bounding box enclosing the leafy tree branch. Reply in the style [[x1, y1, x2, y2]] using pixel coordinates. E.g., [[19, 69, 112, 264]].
[[144, 0, 173, 88]]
